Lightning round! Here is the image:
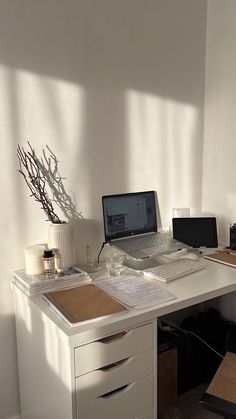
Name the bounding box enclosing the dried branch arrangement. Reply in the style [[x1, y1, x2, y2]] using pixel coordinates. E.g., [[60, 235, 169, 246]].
[[17, 142, 64, 223]]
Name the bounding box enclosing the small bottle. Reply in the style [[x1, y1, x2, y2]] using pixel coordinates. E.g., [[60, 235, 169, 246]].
[[42, 249, 55, 276]]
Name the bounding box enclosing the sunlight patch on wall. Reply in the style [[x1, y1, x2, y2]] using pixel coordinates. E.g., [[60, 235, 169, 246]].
[[15, 69, 85, 152], [125, 90, 200, 227]]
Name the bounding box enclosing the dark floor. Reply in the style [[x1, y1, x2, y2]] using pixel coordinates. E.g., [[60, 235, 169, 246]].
[[159, 385, 222, 419]]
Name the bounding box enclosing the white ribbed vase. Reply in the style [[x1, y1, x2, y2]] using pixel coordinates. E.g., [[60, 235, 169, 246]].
[[48, 222, 75, 269]]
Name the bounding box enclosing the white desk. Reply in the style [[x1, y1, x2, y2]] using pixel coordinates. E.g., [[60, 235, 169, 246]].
[[13, 259, 236, 419]]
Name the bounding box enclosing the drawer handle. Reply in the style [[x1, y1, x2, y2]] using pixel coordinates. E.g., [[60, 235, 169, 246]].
[[99, 357, 130, 371], [100, 330, 129, 344], [101, 383, 132, 399]]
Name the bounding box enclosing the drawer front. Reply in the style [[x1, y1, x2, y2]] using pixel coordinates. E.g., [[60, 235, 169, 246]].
[[76, 349, 153, 404], [78, 375, 153, 419], [75, 322, 153, 376]]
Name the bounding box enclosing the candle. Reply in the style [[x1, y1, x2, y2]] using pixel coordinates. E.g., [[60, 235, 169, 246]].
[[24, 244, 45, 275]]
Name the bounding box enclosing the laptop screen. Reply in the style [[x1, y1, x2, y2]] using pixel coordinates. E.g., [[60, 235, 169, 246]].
[[102, 191, 157, 241], [172, 217, 218, 248]]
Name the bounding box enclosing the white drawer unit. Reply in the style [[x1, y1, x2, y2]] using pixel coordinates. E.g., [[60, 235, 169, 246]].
[[76, 349, 153, 404], [75, 322, 153, 376], [78, 375, 153, 419], [75, 322, 155, 419], [13, 285, 157, 419]]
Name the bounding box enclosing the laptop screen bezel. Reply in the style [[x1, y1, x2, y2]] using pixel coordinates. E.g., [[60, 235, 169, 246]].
[[102, 191, 158, 242]]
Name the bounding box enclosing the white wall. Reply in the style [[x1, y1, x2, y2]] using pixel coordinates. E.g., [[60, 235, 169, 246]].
[[203, 0, 236, 319], [203, 0, 236, 245], [0, 1, 206, 417]]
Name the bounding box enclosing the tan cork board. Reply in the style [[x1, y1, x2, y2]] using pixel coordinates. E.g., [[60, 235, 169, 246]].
[[204, 251, 236, 267], [206, 352, 236, 404], [44, 284, 127, 324]]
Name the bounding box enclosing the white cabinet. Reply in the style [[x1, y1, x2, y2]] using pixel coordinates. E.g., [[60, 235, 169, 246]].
[[75, 323, 154, 419], [75, 322, 153, 375], [76, 350, 153, 404], [13, 286, 156, 419], [78, 375, 153, 419]]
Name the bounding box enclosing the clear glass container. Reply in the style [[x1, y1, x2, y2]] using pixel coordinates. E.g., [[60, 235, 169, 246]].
[[43, 249, 55, 276], [106, 253, 123, 276]]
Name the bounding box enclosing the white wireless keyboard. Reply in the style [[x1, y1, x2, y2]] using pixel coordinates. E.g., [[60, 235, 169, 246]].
[[143, 258, 205, 283]]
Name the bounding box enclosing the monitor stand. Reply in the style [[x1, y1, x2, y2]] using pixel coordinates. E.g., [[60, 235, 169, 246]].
[[122, 254, 167, 270]]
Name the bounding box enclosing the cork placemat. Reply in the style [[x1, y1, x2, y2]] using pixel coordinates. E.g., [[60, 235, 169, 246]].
[[204, 251, 236, 267], [44, 284, 127, 325], [206, 352, 236, 404]]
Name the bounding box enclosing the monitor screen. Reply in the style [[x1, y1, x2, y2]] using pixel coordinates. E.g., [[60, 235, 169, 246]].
[[172, 217, 218, 248]]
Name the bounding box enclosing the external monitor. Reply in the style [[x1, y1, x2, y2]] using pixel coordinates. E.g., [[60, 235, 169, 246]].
[[172, 217, 218, 248]]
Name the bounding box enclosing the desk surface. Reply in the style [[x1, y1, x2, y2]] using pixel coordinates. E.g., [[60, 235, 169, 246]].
[[15, 258, 236, 346]]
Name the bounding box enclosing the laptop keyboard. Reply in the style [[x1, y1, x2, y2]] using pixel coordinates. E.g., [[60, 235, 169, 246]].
[[115, 234, 176, 251]]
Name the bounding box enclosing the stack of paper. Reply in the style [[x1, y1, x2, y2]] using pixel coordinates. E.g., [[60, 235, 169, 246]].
[[96, 274, 176, 309], [13, 266, 91, 296]]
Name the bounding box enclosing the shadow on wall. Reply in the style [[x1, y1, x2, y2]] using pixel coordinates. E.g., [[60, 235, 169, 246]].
[[0, 1, 205, 101], [1, 0, 206, 254]]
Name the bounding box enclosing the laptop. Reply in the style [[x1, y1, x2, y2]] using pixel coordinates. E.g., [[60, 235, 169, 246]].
[[172, 217, 218, 248], [102, 191, 187, 259]]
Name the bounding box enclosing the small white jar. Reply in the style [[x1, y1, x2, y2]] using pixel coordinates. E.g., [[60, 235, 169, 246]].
[[24, 244, 45, 275]]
